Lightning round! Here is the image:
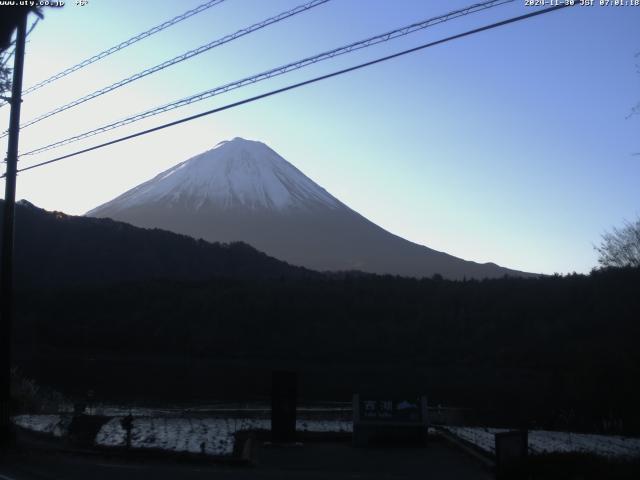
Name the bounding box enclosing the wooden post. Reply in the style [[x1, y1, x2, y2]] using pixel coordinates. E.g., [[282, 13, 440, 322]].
[[271, 371, 297, 443], [0, 13, 28, 447]]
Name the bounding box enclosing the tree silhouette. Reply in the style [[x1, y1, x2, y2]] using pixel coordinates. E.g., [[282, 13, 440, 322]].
[[0, 11, 41, 100], [596, 217, 640, 268]]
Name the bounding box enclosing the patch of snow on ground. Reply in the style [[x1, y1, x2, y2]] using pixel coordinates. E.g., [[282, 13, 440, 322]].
[[94, 417, 352, 457], [95, 417, 126, 446], [442, 426, 640, 459], [12, 414, 69, 437], [95, 417, 267, 456], [296, 419, 352, 433]]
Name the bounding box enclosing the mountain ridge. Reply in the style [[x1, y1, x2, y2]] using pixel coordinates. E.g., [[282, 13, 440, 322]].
[[2, 199, 314, 290]]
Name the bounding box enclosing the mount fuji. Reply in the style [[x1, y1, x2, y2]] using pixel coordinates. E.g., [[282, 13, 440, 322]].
[[87, 137, 533, 279]]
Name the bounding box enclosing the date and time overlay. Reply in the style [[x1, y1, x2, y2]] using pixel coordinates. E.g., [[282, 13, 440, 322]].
[[1, 0, 640, 8], [526, 0, 640, 6]]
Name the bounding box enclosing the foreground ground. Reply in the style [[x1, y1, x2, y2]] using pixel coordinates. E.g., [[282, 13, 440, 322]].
[[0, 438, 491, 480], [13, 413, 640, 460]]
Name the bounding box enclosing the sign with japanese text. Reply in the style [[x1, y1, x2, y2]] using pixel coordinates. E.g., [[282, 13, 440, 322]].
[[357, 397, 425, 423]]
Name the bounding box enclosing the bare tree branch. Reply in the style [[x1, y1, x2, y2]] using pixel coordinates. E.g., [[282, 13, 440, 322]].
[[595, 217, 640, 268], [0, 17, 40, 98]]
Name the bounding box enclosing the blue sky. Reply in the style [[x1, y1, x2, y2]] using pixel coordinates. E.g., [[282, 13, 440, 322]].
[[1, 0, 639, 275]]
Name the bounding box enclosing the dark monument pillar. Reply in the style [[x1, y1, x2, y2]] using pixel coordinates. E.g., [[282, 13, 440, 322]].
[[495, 430, 528, 479], [271, 371, 297, 443]]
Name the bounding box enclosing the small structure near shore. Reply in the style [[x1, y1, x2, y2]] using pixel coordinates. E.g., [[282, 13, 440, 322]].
[[352, 394, 428, 447]]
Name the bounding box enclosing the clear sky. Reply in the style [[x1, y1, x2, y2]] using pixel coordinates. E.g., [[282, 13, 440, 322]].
[[1, 0, 639, 275]]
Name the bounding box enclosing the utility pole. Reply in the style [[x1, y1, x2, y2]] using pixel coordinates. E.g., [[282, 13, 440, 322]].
[[1, 13, 28, 447]]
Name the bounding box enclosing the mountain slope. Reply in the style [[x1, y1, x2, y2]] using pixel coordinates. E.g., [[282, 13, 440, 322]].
[[2, 199, 312, 289], [88, 137, 535, 280]]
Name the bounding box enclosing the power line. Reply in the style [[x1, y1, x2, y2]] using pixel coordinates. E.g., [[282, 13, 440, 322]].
[[2, 0, 330, 137], [0, 0, 227, 109], [3, 3, 575, 179], [23, 0, 225, 95], [19, 0, 515, 157]]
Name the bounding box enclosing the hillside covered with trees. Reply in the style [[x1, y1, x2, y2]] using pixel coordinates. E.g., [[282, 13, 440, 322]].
[[3, 200, 639, 434]]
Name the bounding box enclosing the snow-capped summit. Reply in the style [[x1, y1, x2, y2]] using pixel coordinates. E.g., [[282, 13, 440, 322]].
[[87, 138, 534, 279], [90, 137, 339, 213]]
